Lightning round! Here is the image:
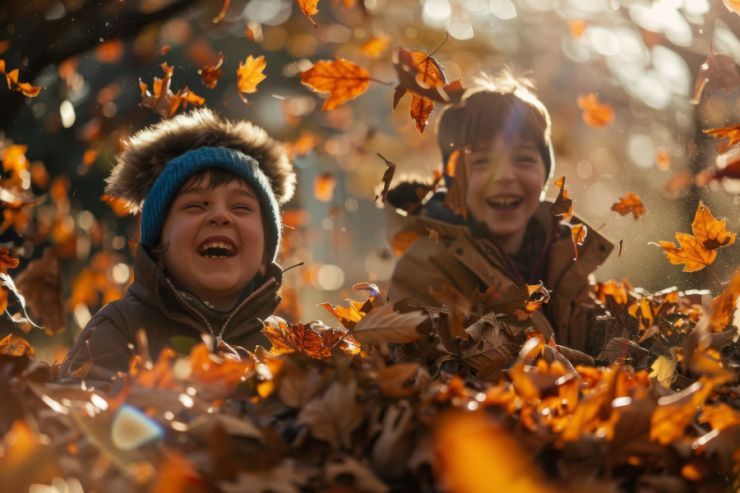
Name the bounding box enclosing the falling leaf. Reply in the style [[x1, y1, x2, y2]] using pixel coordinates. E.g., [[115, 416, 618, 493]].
[[570, 223, 588, 259], [299, 58, 370, 111], [360, 35, 391, 59], [703, 123, 740, 153], [199, 53, 224, 89], [284, 131, 318, 159], [139, 63, 204, 117], [690, 201, 736, 250], [297, 0, 320, 27], [656, 201, 735, 272], [551, 176, 572, 220], [237, 55, 266, 102], [374, 153, 397, 205], [2, 65, 41, 97], [577, 93, 614, 128], [0, 333, 34, 356], [611, 193, 646, 219], [707, 270, 740, 333], [656, 147, 671, 171], [568, 19, 587, 38], [392, 46, 464, 108], [213, 0, 231, 23], [443, 150, 469, 220], [690, 50, 740, 105], [95, 40, 125, 63], [723, 0, 740, 14], [101, 194, 132, 216], [314, 173, 336, 202], [658, 233, 716, 273]]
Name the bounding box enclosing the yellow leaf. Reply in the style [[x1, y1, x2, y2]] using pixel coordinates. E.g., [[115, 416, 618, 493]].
[[691, 200, 736, 250], [237, 55, 267, 96], [297, 0, 320, 27]]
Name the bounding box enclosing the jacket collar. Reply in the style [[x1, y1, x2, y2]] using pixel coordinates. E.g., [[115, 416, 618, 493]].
[[127, 246, 283, 342]]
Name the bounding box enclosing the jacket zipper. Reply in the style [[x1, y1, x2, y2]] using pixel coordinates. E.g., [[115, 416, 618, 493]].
[[164, 277, 214, 336], [217, 277, 278, 342]]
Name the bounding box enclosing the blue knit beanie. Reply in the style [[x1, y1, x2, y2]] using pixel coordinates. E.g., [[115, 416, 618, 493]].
[[140, 146, 281, 262]]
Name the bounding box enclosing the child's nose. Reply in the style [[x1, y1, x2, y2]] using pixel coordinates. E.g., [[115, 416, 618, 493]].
[[489, 157, 516, 182], [207, 206, 233, 226]]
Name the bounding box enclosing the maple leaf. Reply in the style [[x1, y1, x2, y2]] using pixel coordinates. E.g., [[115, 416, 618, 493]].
[[237, 55, 266, 102], [577, 93, 614, 128], [199, 53, 224, 89], [139, 63, 205, 117], [300, 58, 370, 111], [551, 176, 572, 220], [297, 0, 320, 27], [707, 270, 740, 333], [703, 123, 740, 153], [656, 202, 734, 272], [262, 316, 359, 359], [611, 192, 646, 219], [690, 50, 740, 105], [690, 201, 736, 250], [658, 233, 716, 273]]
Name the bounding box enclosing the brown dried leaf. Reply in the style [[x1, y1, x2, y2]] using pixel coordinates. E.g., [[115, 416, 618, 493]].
[[551, 176, 572, 220], [611, 193, 646, 220], [690, 50, 740, 105], [296, 380, 364, 450], [351, 304, 426, 346]]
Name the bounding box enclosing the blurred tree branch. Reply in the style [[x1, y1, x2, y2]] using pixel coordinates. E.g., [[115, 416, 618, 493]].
[[0, 0, 201, 132]]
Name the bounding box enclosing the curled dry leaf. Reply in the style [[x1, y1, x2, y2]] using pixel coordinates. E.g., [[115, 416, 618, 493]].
[[703, 123, 740, 152], [351, 304, 426, 346], [551, 176, 573, 220], [199, 53, 224, 89], [1, 62, 42, 97], [577, 93, 614, 128], [237, 55, 267, 103], [300, 58, 370, 111], [611, 192, 646, 220]]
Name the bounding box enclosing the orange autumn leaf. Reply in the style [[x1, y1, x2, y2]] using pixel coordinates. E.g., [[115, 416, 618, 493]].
[[691, 201, 736, 250], [139, 63, 204, 117], [594, 279, 631, 306], [393, 47, 448, 133], [101, 194, 132, 217], [314, 172, 336, 202], [570, 223, 588, 259], [199, 53, 224, 89], [263, 316, 359, 359], [611, 192, 646, 219], [551, 176, 572, 220], [707, 270, 740, 333], [297, 0, 320, 27], [657, 233, 717, 273], [443, 150, 469, 220], [2, 144, 29, 175], [284, 131, 318, 159], [722, 0, 740, 15], [568, 19, 587, 38], [704, 123, 740, 152], [656, 147, 671, 171], [300, 58, 370, 111], [237, 55, 266, 101], [95, 40, 124, 63], [577, 93, 614, 128], [0, 333, 34, 357], [360, 35, 391, 59], [698, 402, 740, 431], [3, 66, 42, 97], [82, 149, 98, 167]]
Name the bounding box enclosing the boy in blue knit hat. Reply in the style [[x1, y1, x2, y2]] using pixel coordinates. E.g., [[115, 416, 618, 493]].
[[62, 108, 295, 380]]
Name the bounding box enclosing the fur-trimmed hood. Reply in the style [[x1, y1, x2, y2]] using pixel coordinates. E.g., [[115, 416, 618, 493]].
[[106, 108, 296, 212]]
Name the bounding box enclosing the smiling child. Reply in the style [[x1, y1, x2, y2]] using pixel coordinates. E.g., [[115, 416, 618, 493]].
[[386, 73, 613, 356], [62, 109, 295, 380]]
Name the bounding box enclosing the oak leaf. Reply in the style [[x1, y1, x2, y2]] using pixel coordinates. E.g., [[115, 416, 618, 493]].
[[237, 55, 266, 102], [577, 93, 614, 128], [611, 192, 646, 219], [300, 58, 370, 111]]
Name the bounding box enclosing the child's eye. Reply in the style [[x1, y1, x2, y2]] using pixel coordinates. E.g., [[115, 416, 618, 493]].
[[233, 204, 253, 212], [183, 201, 206, 210]]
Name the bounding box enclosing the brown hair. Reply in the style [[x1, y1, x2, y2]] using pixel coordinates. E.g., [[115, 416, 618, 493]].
[[436, 71, 554, 181]]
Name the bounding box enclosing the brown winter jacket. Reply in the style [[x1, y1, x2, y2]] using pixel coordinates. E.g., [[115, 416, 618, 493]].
[[61, 247, 282, 381], [387, 201, 613, 355]]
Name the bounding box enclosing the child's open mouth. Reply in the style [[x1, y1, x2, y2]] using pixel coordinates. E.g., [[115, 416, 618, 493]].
[[197, 239, 237, 259], [486, 195, 522, 210]]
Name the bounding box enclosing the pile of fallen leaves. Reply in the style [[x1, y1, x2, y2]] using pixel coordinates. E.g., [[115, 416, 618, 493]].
[[1, 273, 738, 493]]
